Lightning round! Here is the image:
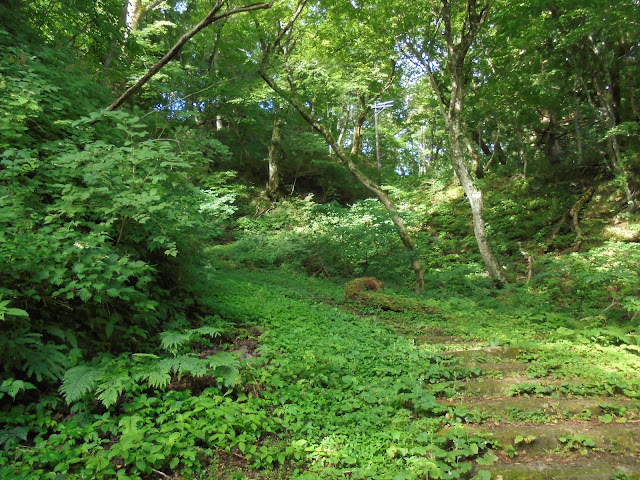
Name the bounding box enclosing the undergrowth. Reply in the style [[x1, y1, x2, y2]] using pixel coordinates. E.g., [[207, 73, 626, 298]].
[[2, 263, 640, 478]]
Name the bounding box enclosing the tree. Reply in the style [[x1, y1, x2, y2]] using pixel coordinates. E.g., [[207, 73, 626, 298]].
[[104, 0, 275, 111], [258, 0, 426, 292], [399, 0, 507, 285]]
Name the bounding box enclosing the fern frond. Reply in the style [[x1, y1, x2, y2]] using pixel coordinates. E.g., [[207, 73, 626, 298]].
[[193, 325, 222, 338], [143, 370, 172, 389], [207, 351, 240, 369], [215, 365, 241, 387], [173, 355, 209, 377], [157, 355, 209, 378], [96, 373, 133, 408], [59, 366, 102, 403], [207, 352, 241, 387], [159, 331, 193, 354]]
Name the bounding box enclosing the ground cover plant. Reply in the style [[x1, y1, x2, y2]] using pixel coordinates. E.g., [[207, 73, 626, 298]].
[[3, 264, 640, 479], [2, 0, 640, 479]]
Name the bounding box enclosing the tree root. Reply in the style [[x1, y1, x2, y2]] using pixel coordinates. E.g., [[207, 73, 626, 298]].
[[547, 185, 595, 251]]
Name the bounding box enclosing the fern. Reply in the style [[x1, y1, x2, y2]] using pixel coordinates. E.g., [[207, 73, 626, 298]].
[[60, 326, 242, 407], [168, 355, 210, 377], [159, 331, 194, 355], [25, 342, 68, 382], [194, 325, 223, 338], [216, 365, 241, 387], [208, 352, 241, 387], [159, 325, 223, 355], [139, 370, 172, 389], [207, 351, 240, 369], [96, 372, 134, 408], [59, 366, 102, 403]]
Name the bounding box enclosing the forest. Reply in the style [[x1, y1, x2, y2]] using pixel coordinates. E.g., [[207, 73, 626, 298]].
[[1, 0, 639, 478]]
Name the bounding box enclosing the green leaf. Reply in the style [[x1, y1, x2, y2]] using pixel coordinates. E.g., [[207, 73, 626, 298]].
[[59, 366, 102, 403], [4, 307, 29, 318], [0, 379, 36, 399], [472, 470, 491, 480], [476, 451, 498, 466], [598, 414, 613, 424]]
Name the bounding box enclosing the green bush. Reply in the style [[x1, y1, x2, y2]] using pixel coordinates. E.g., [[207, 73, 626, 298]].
[[0, 44, 236, 387]]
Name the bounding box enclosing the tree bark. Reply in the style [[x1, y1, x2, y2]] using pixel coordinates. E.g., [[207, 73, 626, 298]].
[[266, 115, 284, 200], [424, 0, 506, 285], [448, 78, 505, 284]]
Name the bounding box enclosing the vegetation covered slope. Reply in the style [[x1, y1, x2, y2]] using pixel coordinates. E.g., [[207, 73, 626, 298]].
[[1, 0, 639, 479]]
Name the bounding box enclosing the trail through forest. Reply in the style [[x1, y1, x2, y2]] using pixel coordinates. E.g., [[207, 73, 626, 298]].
[[203, 267, 640, 480]]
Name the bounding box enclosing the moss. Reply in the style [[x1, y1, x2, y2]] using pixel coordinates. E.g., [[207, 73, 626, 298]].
[[344, 277, 384, 300]]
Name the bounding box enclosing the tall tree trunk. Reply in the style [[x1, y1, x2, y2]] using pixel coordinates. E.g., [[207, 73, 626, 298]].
[[449, 108, 505, 284], [433, 0, 507, 285], [266, 115, 283, 200]]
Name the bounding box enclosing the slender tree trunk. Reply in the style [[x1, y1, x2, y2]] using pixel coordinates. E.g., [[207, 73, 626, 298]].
[[258, 68, 425, 293], [266, 115, 283, 200], [448, 61, 506, 284], [464, 124, 483, 179], [450, 122, 506, 283], [439, 0, 507, 285]]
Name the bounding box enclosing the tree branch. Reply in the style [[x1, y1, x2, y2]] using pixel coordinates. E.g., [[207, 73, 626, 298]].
[[105, 0, 273, 112]]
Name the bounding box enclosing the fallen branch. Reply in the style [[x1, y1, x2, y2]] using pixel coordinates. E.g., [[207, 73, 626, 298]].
[[151, 468, 172, 479]]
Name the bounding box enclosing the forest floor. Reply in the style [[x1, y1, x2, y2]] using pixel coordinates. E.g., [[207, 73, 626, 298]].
[[202, 266, 640, 480], [5, 265, 640, 480]]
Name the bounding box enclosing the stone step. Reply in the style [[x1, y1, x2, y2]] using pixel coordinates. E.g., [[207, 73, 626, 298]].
[[476, 454, 640, 480], [475, 361, 530, 377], [464, 420, 640, 454], [449, 377, 580, 397], [440, 346, 527, 366], [442, 396, 640, 423], [415, 334, 476, 345]]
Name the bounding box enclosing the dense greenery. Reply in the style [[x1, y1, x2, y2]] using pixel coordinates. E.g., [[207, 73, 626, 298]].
[[1, 0, 639, 479]]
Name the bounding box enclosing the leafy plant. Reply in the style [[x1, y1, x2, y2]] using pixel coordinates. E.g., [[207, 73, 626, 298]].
[[60, 324, 239, 407], [558, 434, 596, 454]]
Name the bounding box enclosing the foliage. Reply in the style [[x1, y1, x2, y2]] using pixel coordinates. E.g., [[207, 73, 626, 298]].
[[59, 321, 238, 408], [0, 38, 238, 386], [221, 196, 415, 282], [2, 1, 640, 479]]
